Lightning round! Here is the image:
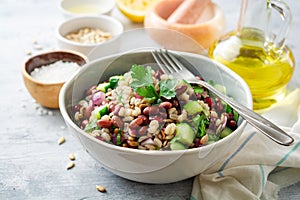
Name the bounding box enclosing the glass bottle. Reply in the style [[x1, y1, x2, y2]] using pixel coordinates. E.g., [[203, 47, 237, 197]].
[[208, 0, 295, 111]]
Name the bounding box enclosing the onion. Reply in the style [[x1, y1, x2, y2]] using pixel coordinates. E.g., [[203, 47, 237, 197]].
[[141, 138, 155, 146], [91, 91, 105, 106], [135, 94, 143, 99], [221, 115, 227, 131]]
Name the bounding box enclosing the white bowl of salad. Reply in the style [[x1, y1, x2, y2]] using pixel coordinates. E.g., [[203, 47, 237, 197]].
[[59, 49, 252, 184]]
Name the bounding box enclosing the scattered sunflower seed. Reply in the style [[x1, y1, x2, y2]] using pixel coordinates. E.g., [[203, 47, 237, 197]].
[[47, 111, 53, 116], [25, 49, 32, 55], [68, 153, 76, 161], [34, 44, 43, 50], [96, 185, 106, 193], [58, 136, 65, 145], [66, 161, 75, 170]]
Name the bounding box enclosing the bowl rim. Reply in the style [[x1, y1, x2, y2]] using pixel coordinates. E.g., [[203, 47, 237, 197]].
[[56, 15, 124, 48], [59, 0, 116, 17], [59, 50, 253, 156], [22, 50, 88, 86], [146, 0, 224, 28]]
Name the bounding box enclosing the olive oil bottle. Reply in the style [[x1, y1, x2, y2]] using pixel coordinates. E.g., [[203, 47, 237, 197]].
[[208, 0, 294, 111], [208, 28, 294, 111]]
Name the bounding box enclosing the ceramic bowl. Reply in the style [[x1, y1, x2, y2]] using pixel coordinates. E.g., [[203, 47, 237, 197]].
[[56, 15, 124, 56], [59, 50, 252, 183], [59, 0, 115, 18], [144, 0, 226, 49], [22, 50, 87, 109]]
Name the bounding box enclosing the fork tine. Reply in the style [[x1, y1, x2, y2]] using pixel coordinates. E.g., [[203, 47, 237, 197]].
[[163, 49, 184, 71], [158, 49, 181, 73], [151, 50, 173, 74]]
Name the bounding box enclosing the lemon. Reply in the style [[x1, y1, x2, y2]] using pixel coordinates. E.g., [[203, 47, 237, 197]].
[[116, 0, 159, 23]]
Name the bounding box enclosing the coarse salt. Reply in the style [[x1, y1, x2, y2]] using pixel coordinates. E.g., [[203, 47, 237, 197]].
[[30, 60, 80, 83]]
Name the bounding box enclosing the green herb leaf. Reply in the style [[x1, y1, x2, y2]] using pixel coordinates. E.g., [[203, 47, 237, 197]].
[[159, 79, 178, 99], [135, 85, 158, 102], [130, 65, 159, 101], [193, 85, 204, 94], [193, 114, 209, 138], [130, 65, 153, 88], [225, 104, 233, 114]]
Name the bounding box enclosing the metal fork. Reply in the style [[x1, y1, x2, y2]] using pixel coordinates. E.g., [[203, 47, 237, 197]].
[[151, 49, 294, 146]]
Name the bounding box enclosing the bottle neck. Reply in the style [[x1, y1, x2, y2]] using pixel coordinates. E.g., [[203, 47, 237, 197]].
[[237, 0, 292, 49], [237, 0, 270, 36]]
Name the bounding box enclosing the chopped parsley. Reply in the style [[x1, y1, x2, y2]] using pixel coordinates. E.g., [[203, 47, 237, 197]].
[[130, 64, 178, 102]]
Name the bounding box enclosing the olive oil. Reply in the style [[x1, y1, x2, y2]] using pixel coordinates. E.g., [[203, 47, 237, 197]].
[[68, 5, 104, 14], [208, 28, 295, 111]]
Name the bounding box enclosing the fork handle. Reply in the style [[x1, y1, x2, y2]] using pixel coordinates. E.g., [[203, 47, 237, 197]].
[[193, 80, 294, 146]]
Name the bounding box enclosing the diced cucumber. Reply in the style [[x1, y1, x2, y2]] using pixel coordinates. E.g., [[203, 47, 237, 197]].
[[170, 142, 186, 150], [175, 123, 195, 145], [220, 127, 233, 138], [84, 120, 98, 133], [214, 84, 226, 94], [184, 100, 203, 115], [97, 82, 110, 92], [90, 105, 109, 121], [233, 110, 239, 121]]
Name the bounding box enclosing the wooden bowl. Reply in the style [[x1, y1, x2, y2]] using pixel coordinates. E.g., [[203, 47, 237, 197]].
[[22, 50, 87, 109], [144, 0, 226, 49]]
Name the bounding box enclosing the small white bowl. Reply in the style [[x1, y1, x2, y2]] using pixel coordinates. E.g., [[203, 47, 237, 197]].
[[56, 15, 124, 56], [59, 0, 115, 18]]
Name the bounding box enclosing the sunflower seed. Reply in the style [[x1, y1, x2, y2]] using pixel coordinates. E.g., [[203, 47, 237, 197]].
[[68, 153, 76, 161], [96, 185, 106, 193], [66, 161, 75, 170], [58, 136, 65, 145]]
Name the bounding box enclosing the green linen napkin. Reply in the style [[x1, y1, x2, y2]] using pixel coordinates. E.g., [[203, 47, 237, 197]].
[[191, 89, 300, 200]]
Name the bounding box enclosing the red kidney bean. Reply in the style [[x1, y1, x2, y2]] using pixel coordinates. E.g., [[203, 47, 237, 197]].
[[158, 111, 167, 119], [112, 115, 124, 129], [138, 126, 148, 135], [172, 99, 179, 108], [129, 117, 143, 129], [149, 116, 164, 124], [155, 69, 163, 80], [204, 97, 214, 108], [110, 104, 122, 115], [149, 106, 159, 115], [138, 115, 149, 125], [159, 102, 172, 109], [97, 119, 113, 128], [86, 85, 97, 96], [227, 120, 237, 129], [196, 76, 204, 81], [215, 101, 223, 112], [143, 106, 150, 115], [73, 104, 81, 112], [129, 129, 137, 137], [194, 138, 201, 148], [84, 105, 93, 119], [175, 84, 187, 96], [81, 119, 89, 129]]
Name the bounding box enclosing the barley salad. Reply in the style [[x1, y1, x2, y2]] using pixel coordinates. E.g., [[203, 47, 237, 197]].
[[72, 64, 239, 150]]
